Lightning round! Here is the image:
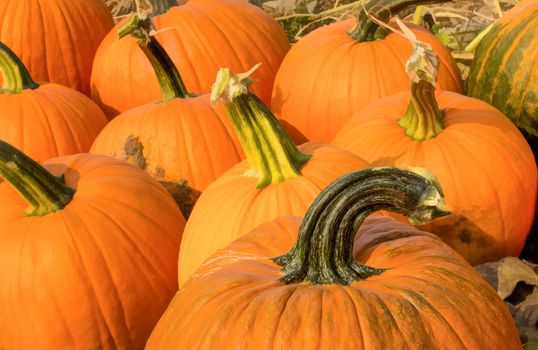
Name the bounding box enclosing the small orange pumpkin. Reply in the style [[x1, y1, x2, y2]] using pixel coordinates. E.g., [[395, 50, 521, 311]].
[[177, 65, 370, 286], [0, 0, 113, 95], [271, 0, 463, 144], [147, 168, 521, 349], [0, 42, 108, 162], [332, 36, 537, 264], [0, 140, 185, 349], [91, 0, 290, 119]]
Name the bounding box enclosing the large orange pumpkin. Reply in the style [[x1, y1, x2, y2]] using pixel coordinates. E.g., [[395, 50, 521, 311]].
[[0, 140, 185, 349], [332, 39, 537, 265], [0, 42, 108, 162], [91, 0, 290, 119], [147, 168, 521, 349], [177, 66, 370, 285], [271, 0, 463, 144], [0, 0, 113, 95], [90, 13, 243, 217]]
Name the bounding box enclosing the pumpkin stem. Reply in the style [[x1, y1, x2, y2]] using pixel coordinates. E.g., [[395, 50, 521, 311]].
[[273, 167, 450, 285], [0, 140, 75, 216], [211, 65, 311, 189], [0, 42, 39, 94], [118, 12, 188, 100], [348, 0, 447, 42], [397, 36, 445, 141]]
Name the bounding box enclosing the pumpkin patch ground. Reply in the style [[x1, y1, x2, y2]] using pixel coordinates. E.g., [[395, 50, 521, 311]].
[[1, 0, 537, 348]]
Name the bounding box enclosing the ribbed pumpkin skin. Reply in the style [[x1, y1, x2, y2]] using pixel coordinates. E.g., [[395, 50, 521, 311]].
[[90, 0, 290, 119], [90, 95, 243, 213], [0, 154, 185, 349], [0, 84, 108, 162], [271, 20, 463, 144], [177, 142, 369, 286], [467, 0, 538, 139], [332, 91, 537, 265], [0, 0, 113, 95], [148, 216, 520, 349]]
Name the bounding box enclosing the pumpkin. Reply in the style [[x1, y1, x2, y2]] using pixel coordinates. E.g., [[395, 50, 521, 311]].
[[0, 139, 185, 349], [332, 35, 537, 265], [467, 0, 538, 146], [147, 167, 521, 349], [90, 13, 243, 218], [90, 0, 290, 119], [0, 0, 113, 95], [177, 65, 370, 286], [271, 0, 463, 144], [0, 41, 108, 162]]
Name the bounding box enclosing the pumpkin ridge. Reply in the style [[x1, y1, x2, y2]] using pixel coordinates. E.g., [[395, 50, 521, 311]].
[[77, 201, 171, 299], [449, 124, 531, 191], [446, 128, 532, 246], [222, 6, 274, 71], [470, 19, 508, 87], [35, 87, 89, 152], [340, 286, 368, 350], [54, 1, 83, 88], [486, 14, 537, 106], [388, 285, 469, 348], [58, 209, 131, 343], [508, 33, 538, 121]]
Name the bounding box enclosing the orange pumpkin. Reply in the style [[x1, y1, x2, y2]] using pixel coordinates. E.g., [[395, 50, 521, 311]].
[[0, 42, 108, 162], [271, 0, 463, 144], [177, 66, 370, 286], [90, 13, 243, 218], [0, 0, 113, 95], [147, 168, 521, 349], [0, 140, 185, 349], [91, 0, 290, 119], [332, 38, 537, 264]]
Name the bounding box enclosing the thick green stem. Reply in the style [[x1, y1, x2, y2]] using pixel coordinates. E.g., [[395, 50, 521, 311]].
[[0, 42, 39, 93], [398, 80, 444, 140], [226, 94, 311, 188], [118, 13, 188, 100], [0, 141, 75, 216], [212, 67, 311, 189], [348, 0, 448, 42], [273, 167, 450, 285]]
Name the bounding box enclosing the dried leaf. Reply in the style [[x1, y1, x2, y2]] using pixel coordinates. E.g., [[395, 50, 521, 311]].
[[476, 257, 538, 346], [497, 257, 538, 299], [263, 0, 297, 12]]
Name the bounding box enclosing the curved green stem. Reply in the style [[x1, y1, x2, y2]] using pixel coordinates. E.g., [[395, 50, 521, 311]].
[[0, 42, 39, 94], [0, 141, 75, 216], [211, 66, 311, 189], [348, 0, 448, 42], [397, 38, 445, 141], [273, 167, 450, 285], [119, 13, 188, 100], [398, 80, 444, 141]]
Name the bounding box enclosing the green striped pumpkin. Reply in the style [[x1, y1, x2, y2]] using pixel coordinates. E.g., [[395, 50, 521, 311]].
[[467, 0, 538, 140]]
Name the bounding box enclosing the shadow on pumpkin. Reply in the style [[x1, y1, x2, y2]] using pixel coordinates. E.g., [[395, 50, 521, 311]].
[[271, 85, 310, 145], [417, 214, 502, 266], [90, 87, 121, 120]]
